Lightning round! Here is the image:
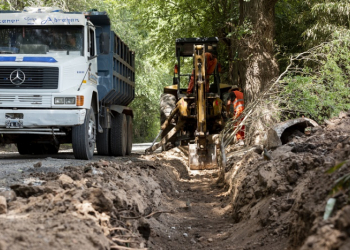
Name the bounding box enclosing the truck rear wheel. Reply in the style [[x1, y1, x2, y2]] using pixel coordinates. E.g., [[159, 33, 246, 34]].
[[72, 107, 96, 160], [126, 115, 133, 155], [17, 142, 31, 155], [110, 113, 127, 156], [40, 143, 60, 154], [17, 142, 59, 155], [96, 128, 110, 156]]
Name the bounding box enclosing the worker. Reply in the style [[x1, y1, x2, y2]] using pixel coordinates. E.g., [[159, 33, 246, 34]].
[[227, 85, 245, 146], [187, 52, 218, 94]]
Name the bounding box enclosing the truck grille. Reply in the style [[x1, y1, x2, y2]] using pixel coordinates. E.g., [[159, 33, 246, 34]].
[[0, 94, 52, 107], [0, 67, 59, 89]]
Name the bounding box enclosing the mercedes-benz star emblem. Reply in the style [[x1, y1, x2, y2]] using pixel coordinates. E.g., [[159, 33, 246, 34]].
[[10, 69, 25, 85]]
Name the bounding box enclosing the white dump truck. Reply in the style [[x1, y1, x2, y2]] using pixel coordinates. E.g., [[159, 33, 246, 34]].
[[0, 7, 135, 159]]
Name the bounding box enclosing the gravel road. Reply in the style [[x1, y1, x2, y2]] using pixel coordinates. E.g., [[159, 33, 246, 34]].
[[0, 143, 158, 188]]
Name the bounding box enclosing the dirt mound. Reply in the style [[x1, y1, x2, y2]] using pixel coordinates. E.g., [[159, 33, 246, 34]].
[[224, 110, 350, 249], [0, 158, 164, 249]]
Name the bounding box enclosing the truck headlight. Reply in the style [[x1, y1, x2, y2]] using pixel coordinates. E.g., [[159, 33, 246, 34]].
[[65, 97, 76, 104], [54, 97, 64, 104]]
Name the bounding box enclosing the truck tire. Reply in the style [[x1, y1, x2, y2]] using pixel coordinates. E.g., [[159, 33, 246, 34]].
[[160, 93, 176, 126], [17, 143, 40, 155], [72, 107, 96, 160], [96, 128, 110, 156], [17, 142, 31, 155], [40, 143, 60, 154], [47, 143, 60, 154], [17, 142, 59, 155], [110, 113, 127, 156], [126, 115, 133, 155]]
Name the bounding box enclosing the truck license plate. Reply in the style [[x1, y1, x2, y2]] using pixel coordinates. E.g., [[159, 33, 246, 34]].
[[5, 119, 23, 128]]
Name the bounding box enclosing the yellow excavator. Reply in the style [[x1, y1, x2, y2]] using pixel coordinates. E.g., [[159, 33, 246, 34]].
[[146, 37, 231, 169]]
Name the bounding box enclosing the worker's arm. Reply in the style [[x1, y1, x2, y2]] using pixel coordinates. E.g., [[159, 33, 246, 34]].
[[226, 92, 236, 115], [187, 69, 195, 94], [228, 92, 236, 102]]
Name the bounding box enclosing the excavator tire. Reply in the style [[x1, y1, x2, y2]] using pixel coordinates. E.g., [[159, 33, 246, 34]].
[[160, 93, 176, 125], [160, 93, 177, 151]]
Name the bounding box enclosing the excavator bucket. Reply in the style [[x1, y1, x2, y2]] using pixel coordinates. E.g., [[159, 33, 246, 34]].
[[188, 143, 218, 170]]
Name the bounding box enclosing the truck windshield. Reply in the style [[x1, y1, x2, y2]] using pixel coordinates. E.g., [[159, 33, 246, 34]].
[[0, 26, 84, 56]]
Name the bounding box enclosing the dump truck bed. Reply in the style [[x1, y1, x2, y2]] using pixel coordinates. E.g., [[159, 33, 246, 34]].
[[88, 14, 135, 106]]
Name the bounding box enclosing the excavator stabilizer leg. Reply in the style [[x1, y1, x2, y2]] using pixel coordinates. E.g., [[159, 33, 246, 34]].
[[188, 143, 218, 170]]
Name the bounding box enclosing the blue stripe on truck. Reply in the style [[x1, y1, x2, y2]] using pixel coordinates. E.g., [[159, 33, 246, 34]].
[[23, 57, 57, 62], [0, 57, 16, 61], [0, 57, 57, 62]]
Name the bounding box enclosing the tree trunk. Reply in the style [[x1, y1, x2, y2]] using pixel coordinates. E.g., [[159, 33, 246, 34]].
[[238, 0, 279, 104], [225, 34, 239, 84], [229, 35, 239, 85]]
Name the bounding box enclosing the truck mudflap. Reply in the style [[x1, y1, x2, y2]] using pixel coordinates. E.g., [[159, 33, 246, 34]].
[[188, 143, 218, 170]]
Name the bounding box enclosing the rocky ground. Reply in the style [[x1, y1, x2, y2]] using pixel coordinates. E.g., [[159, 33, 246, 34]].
[[0, 112, 349, 250]]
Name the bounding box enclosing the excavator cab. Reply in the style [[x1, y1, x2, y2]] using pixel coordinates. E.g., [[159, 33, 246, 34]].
[[173, 37, 221, 98]]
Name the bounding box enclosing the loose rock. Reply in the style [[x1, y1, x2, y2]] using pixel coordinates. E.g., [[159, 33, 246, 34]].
[[58, 174, 74, 189], [0, 196, 7, 214]]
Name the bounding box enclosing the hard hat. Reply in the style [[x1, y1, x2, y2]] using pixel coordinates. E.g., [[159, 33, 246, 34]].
[[231, 85, 239, 91]]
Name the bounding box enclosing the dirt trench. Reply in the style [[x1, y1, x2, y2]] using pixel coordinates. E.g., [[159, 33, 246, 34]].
[[143, 149, 235, 250]]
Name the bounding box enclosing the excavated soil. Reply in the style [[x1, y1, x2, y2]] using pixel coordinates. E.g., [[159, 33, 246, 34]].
[[0, 149, 236, 250], [0, 111, 350, 249], [222, 110, 350, 250]]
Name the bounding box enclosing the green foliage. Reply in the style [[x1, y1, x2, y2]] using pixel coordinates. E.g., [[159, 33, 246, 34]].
[[275, 0, 350, 124], [327, 161, 347, 174], [1, 0, 91, 11], [326, 161, 350, 195], [303, 1, 350, 44], [332, 174, 350, 193], [274, 0, 320, 71], [332, 173, 350, 194], [279, 32, 350, 122]]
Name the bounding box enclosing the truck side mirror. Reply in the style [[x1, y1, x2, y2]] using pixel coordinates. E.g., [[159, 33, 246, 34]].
[[100, 32, 110, 54]]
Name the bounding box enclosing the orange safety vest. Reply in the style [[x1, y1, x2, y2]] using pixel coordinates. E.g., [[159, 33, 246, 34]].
[[205, 53, 217, 79], [233, 90, 244, 118]]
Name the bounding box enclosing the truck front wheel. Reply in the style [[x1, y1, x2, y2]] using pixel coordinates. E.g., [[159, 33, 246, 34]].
[[72, 107, 96, 160], [110, 113, 127, 156]]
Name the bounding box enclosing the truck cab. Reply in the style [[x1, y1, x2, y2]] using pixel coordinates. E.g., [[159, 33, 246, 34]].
[[0, 7, 135, 159]]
